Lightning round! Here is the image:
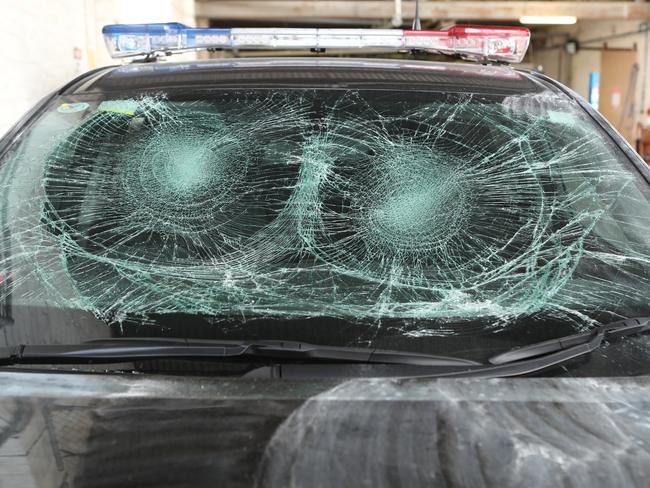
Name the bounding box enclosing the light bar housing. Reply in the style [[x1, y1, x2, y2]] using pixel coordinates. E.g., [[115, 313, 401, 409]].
[[102, 23, 530, 63]]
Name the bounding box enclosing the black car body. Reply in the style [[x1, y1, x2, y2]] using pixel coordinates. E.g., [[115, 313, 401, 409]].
[[1, 58, 650, 487]]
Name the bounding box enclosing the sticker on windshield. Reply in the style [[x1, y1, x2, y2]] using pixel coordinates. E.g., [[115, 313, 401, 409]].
[[57, 102, 89, 114], [548, 110, 577, 125], [98, 100, 140, 116]]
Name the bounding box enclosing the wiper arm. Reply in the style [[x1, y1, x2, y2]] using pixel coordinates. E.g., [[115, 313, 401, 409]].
[[488, 317, 650, 365], [0, 337, 480, 368], [402, 317, 650, 379]]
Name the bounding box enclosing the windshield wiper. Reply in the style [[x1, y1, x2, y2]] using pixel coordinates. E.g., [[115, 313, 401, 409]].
[[395, 317, 650, 379], [2, 317, 647, 378], [417, 316, 650, 379], [489, 317, 650, 365], [0, 337, 480, 368]]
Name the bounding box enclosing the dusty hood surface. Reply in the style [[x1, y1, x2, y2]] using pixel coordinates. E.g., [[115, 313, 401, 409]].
[[1, 371, 649, 488]]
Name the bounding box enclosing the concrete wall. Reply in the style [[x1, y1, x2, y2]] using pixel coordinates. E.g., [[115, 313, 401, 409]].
[[0, 0, 195, 137], [2, 0, 87, 136]]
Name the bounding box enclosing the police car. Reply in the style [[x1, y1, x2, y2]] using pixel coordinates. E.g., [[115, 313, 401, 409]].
[[1, 22, 650, 488]]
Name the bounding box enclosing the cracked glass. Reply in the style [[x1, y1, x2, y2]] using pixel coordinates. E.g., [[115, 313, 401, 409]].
[[2, 75, 650, 359]]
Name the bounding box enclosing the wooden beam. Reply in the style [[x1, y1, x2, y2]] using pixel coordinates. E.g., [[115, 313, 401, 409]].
[[196, 1, 650, 22]]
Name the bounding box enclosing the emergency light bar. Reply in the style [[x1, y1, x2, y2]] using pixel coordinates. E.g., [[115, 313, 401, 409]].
[[102, 23, 530, 63]]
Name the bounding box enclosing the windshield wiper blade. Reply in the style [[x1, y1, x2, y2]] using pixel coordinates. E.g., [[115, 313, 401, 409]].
[[399, 317, 650, 380], [488, 317, 650, 366], [0, 337, 480, 368]]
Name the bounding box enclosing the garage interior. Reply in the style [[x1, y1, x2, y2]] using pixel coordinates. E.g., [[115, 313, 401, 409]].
[[3, 0, 650, 158], [2, 3, 650, 487]]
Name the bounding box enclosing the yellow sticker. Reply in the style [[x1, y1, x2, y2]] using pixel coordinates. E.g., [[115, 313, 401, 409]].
[[98, 100, 140, 116]]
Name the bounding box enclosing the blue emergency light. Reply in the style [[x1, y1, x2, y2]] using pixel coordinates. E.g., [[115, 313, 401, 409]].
[[102, 23, 530, 63]]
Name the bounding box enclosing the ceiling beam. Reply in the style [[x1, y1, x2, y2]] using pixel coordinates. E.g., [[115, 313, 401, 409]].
[[430, 1, 650, 20], [196, 1, 650, 22]]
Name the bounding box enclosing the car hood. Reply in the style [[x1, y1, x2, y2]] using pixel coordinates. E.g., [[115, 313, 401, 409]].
[[1, 371, 649, 488]]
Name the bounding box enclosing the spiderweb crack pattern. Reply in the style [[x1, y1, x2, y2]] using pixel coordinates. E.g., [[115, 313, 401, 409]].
[[1, 89, 648, 333]]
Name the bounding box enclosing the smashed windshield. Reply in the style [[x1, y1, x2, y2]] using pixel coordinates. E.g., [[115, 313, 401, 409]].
[[2, 83, 650, 356]]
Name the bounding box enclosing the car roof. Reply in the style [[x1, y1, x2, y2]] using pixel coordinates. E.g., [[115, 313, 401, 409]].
[[66, 57, 549, 97]]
